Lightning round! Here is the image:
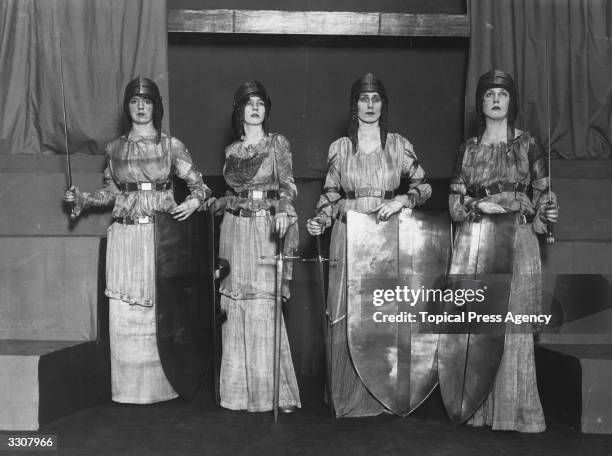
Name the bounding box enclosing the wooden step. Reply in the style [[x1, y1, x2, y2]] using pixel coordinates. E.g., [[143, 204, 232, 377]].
[[536, 343, 612, 434], [0, 236, 103, 341], [0, 340, 110, 431]]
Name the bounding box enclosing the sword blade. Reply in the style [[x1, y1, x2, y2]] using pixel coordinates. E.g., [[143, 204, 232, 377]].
[[58, 35, 71, 187], [545, 37, 555, 244], [57, 31, 76, 221], [316, 235, 336, 417], [272, 234, 284, 423]]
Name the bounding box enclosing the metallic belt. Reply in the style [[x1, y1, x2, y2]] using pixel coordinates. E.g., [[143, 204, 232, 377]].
[[235, 190, 279, 199], [113, 216, 154, 225], [518, 213, 535, 225], [333, 211, 533, 226], [119, 182, 171, 192], [346, 188, 394, 199], [225, 207, 276, 218], [467, 182, 528, 198]]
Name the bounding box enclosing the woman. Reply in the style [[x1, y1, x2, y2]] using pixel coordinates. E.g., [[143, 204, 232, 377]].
[[448, 68, 559, 432], [64, 76, 213, 404], [307, 73, 432, 417], [217, 80, 300, 412]]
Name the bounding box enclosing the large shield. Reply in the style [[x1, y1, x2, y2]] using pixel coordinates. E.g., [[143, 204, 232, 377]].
[[438, 213, 518, 425], [154, 210, 217, 405], [346, 209, 451, 416]]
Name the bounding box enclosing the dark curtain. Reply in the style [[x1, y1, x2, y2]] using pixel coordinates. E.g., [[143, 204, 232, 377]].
[[466, 0, 612, 159], [0, 0, 168, 155]]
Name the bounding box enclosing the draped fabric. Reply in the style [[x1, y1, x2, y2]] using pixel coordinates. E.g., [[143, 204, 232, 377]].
[[314, 134, 431, 324], [466, 0, 612, 159], [448, 132, 549, 431], [449, 131, 554, 234], [0, 0, 168, 155], [79, 134, 210, 220], [218, 133, 301, 411], [219, 133, 299, 300], [313, 133, 431, 417]]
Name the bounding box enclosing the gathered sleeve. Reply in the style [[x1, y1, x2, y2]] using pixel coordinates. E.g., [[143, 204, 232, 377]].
[[448, 142, 479, 222], [170, 137, 212, 209], [314, 142, 343, 227], [274, 134, 298, 216], [528, 135, 557, 233], [394, 138, 431, 208], [78, 152, 120, 214]]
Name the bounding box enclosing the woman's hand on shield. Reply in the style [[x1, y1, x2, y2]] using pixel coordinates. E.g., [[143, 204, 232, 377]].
[[475, 201, 507, 214], [375, 200, 404, 222], [171, 198, 200, 221]]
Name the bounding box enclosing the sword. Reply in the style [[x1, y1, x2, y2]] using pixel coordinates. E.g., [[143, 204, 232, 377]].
[[261, 234, 302, 423], [57, 32, 77, 222], [545, 38, 555, 245], [302, 234, 338, 418]]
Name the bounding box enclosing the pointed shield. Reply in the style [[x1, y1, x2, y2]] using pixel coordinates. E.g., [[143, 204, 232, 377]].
[[346, 209, 451, 416], [155, 210, 217, 405], [438, 213, 518, 425]]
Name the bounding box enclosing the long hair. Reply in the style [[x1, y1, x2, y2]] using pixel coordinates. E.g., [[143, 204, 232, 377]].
[[348, 73, 388, 153], [348, 98, 388, 153]]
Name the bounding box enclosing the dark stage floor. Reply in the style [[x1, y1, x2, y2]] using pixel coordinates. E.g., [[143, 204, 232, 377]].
[[4, 378, 612, 456]]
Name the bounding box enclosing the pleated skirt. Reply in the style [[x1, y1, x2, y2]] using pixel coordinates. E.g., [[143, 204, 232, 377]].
[[106, 222, 177, 404], [326, 219, 387, 417], [219, 296, 301, 411]]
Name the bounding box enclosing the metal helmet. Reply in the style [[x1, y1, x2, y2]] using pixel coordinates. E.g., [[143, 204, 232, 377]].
[[350, 73, 387, 102], [124, 76, 162, 103], [232, 80, 270, 108], [475, 68, 518, 128], [122, 76, 164, 143]]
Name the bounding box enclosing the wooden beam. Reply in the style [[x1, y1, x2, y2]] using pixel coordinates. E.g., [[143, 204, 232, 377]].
[[235, 10, 380, 35], [168, 9, 234, 33], [168, 9, 470, 37], [381, 13, 469, 37]]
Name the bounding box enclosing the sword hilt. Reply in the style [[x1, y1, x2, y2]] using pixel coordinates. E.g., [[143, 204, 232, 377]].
[[301, 255, 338, 263], [64, 186, 79, 222], [546, 222, 555, 245], [214, 258, 230, 280], [260, 253, 302, 261], [545, 199, 555, 245]]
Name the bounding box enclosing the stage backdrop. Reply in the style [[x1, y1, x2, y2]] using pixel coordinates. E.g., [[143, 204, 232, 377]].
[[466, 0, 612, 159], [0, 0, 169, 156]]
